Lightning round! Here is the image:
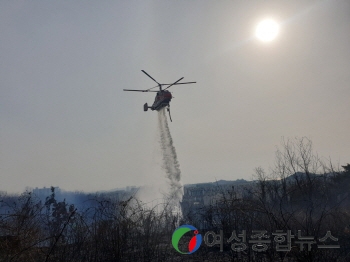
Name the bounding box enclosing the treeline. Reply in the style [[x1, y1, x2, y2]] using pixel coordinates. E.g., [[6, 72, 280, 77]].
[[185, 138, 350, 261], [0, 187, 181, 262], [0, 137, 349, 261]]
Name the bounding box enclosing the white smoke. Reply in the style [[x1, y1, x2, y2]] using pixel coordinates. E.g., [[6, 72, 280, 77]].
[[157, 107, 184, 206]]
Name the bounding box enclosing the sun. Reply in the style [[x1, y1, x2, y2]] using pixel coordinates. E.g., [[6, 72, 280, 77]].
[[255, 19, 280, 42]]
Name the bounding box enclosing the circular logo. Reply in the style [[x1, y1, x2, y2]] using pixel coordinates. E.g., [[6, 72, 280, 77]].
[[172, 225, 202, 254]]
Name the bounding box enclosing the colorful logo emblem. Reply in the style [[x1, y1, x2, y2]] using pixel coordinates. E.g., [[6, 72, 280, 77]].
[[172, 225, 202, 254]]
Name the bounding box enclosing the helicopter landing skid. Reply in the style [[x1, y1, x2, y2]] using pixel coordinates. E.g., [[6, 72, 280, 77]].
[[167, 106, 172, 122]]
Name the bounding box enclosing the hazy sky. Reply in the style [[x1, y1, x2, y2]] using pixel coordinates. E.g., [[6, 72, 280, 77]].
[[1, 0, 349, 193]]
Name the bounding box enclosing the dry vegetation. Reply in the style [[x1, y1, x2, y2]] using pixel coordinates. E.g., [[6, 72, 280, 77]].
[[1, 138, 349, 261]]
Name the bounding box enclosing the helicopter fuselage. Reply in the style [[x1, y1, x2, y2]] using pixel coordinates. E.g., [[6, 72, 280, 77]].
[[150, 90, 172, 111]]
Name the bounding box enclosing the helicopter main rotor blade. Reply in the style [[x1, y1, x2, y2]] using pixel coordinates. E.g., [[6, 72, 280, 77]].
[[163, 77, 184, 90], [141, 70, 161, 85], [145, 81, 196, 91], [163, 81, 197, 85], [123, 89, 149, 92], [123, 89, 158, 92], [145, 85, 160, 91]]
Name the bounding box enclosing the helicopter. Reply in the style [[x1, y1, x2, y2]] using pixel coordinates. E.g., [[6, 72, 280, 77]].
[[123, 70, 196, 122]]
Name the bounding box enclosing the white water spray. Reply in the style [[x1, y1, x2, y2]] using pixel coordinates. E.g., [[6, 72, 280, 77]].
[[157, 108, 183, 206]]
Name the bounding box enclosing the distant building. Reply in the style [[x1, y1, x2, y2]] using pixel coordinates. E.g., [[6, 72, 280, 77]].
[[181, 180, 250, 215], [32, 186, 61, 202]]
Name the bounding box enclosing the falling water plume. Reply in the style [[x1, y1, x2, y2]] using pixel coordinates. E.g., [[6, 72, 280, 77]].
[[157, 108, 184, 207]]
